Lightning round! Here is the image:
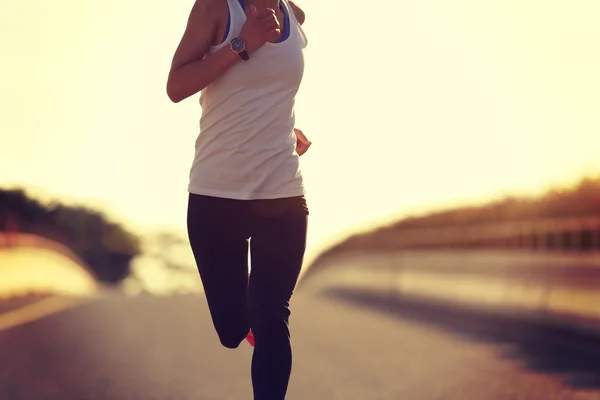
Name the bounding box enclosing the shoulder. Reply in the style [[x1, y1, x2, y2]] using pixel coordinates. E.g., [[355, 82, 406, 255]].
[[288, 0, 305, 25], [189, 0, 227, 23]]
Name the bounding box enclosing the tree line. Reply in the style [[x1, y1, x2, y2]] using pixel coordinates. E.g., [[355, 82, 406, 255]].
[[388, 176, 600, 230], [314, 176, 600, 260], [0, 187, 141, 284]]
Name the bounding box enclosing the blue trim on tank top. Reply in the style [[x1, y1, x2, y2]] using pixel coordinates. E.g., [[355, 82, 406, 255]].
[[222, 0, 290, 44]]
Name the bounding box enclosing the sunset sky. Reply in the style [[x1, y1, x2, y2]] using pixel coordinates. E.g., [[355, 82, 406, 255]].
[[2, 0, 600, 263]]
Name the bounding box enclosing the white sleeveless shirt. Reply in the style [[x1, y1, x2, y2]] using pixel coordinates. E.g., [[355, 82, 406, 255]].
[[188, 0, 308, 200]]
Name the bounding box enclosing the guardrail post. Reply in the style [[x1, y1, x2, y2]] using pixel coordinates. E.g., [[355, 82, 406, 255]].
[[594, 229, 600, 250], [539, 250, 552, 313]]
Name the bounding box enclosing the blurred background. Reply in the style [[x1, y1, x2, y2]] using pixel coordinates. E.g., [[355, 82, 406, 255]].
[[2, 0, 600, 399]]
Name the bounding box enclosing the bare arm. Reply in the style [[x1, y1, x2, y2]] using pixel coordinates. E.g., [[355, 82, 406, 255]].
[[289, 1, 305, 25], [166, 0, 239, 103], [167, 1, 282, 103]]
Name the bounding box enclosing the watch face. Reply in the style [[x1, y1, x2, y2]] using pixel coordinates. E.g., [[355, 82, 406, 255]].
[[231, 38, 245, 52]]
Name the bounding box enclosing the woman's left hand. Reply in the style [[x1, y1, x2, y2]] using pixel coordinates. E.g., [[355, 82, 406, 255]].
[[294, 128, 312, 156]]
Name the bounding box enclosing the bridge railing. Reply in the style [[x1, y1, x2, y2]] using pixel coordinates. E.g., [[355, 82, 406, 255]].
[[378, 216, 600, 251]]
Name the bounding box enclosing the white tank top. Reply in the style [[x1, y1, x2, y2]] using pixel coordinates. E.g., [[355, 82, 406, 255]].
[[188, 0, 308, 200]]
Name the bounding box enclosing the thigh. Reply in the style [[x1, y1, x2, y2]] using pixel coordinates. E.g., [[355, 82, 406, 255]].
[[187, 194, 250, 315], [248, 197, 308, 307]]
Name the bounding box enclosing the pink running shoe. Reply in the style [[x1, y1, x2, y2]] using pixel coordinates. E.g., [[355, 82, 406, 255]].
[[245, 329, 255, 347]]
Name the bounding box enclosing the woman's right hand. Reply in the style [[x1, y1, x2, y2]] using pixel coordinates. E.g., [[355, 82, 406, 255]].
[[239, 5, 281, 53]]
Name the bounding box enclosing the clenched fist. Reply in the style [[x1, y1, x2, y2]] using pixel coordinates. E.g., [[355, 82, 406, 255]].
[[239, 3, 281, 53], [294, 128, 311, 156]]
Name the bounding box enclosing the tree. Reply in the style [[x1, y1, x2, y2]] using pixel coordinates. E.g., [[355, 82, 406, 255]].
[[0, 187, 141, 285]]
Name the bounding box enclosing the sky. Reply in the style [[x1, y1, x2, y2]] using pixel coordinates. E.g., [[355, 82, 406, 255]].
[[1, 0, 600, 264]]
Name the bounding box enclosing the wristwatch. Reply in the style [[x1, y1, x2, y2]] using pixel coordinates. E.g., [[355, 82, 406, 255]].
[[230, 37, 249, 61]]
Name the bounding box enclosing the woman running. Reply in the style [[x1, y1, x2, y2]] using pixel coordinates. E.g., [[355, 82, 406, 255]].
[[166, 0, 310, 398]]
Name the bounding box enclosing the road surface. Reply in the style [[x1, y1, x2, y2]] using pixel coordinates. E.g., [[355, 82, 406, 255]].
[[1, 289, 600, 400]]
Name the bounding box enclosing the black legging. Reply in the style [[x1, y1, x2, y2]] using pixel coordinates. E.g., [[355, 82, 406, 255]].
[[187, 193, 308, 400]]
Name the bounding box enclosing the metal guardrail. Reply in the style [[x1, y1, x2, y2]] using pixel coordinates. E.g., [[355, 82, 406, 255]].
[[304, 250, 600, 334], [303, 217, 600, 335], [375, 216, 600, 251]]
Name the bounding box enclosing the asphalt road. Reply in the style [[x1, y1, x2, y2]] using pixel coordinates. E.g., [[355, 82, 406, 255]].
[[1, 290, 600, 400]]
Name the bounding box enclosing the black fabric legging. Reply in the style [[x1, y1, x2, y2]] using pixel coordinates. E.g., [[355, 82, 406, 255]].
[[187, 193, 308, 400]]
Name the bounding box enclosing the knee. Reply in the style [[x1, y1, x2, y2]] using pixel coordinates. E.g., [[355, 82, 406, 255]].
[[220, 338, 242, 349], [217, 330, 247, 349], [249, 302, 291, 325], [248, 306, 291, 339]]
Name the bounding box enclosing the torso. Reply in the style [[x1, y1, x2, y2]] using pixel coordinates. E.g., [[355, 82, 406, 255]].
[[188, 0, 308, 200]]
